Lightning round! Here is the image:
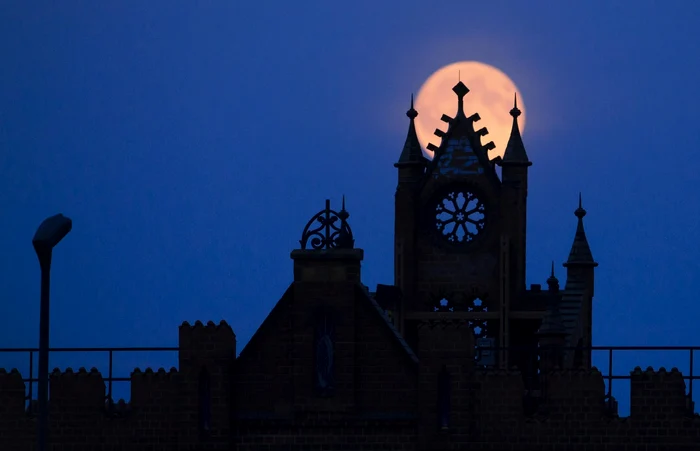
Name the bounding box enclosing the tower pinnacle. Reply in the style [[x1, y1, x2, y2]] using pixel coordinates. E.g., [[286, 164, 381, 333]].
[[564, 194, 598, 267], [452, 81, 469, 118], [501, 93, 531, 166], [396, 94, 426, 165]]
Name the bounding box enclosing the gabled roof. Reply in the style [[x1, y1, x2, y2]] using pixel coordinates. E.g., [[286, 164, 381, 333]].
[[356, 284, 419, 365], [236, 284, 294, 362], [236, 283, 419, 366], [422, 81, 500, 188]]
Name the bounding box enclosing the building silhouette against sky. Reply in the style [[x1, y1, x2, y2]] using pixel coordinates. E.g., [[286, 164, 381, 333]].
[[1, 83, 699, 450]]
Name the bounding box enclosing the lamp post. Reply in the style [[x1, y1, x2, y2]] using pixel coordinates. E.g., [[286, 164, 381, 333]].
[[32, 213, 72, 451]]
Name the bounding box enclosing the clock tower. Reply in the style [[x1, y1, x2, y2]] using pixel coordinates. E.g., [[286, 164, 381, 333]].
[[394, 82, 537, 368]]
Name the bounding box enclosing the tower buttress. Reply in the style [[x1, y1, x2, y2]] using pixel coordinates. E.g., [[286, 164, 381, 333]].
[[498, 94, 531, 296]]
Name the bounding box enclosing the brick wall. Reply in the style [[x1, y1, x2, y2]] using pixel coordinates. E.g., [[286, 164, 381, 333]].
[[5, 326, 700, 450]]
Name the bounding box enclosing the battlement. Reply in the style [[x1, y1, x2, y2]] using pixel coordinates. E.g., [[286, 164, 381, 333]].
[[3, 325, 700, 450]]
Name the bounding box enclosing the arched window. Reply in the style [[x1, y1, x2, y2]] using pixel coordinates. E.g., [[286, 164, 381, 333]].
[[198, 366, 211, 437], [314, 311, 335, 396], [438, 365, 451, 430]]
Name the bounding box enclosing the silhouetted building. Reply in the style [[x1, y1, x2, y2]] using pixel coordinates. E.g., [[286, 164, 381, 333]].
[[1, 83, 698, 450]]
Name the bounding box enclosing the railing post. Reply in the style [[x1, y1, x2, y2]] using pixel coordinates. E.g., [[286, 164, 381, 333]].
[[689, 349, 694, 411], [28, 350, 34, 413], [108, 350, 113, 403], [607, 348, 613, 406]]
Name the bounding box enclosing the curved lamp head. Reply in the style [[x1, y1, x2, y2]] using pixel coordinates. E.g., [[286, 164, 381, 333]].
[[33, 214, 72, 253]]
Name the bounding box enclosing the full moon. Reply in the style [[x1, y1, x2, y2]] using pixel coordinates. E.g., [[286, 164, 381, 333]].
[[415, 61, 526, 160]]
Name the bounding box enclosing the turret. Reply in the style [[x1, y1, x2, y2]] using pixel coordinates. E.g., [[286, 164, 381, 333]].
[[394, 95, 427, 333], [563, 194, 597, 362], [498, 94, 531, 295]]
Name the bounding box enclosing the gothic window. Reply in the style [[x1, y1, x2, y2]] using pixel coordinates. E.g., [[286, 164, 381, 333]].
[[314, 312, 335, 396], [198, 366, 211, 437], [468, 297, 489, 338], [469, 297, 494, 366], [437, 365, 450, 430]]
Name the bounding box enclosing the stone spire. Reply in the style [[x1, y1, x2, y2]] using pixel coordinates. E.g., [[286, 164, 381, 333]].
[[501, 93, 531, 166], [537, 262, 567, 337], [396, 94, 426, 165], [564, 194, 598, 268]]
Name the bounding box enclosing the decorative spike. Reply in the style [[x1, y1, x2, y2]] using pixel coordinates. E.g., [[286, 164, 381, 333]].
[[427, 143, 440, 152], [550, 261, 555, 277], [476, 127, 489, 136], [483, 142, 496, 151], [468, 113, 481, 122], [341, 195, 346, 211], [510, 93, 522, 118], [575, 193, 587, 219], [440, 114, 453, 123], [434, 129, 445, 138], [406, 94, 418, 120], [565, 193, 596, 267]]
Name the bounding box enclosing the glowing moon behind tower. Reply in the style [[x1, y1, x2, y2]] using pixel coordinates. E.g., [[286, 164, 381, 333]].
[[415, 61, 526, 160]]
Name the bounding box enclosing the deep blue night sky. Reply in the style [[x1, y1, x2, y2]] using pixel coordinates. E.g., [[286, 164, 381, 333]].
[[2, 1, 700, 413]]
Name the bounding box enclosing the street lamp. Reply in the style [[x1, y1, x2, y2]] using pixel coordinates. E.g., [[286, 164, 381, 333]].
[[32, 213, 72, 451]]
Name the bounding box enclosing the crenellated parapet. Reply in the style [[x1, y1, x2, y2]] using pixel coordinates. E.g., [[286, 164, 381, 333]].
[[630, 366, 689, 419], [0, 368, 26, 416], [130, 367, 179, 411], [545, 366, 607, 417], [49, 367, 106, 414], [178, 320, 236, 374]]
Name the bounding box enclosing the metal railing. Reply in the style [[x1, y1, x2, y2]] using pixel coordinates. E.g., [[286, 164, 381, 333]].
[[1, 345, 699, 414], [474, 345, 700, 414], [0, 347, 179, 410]]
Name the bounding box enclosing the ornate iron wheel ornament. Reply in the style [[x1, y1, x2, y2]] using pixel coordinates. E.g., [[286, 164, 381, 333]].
[[300, 197, 354, 250]]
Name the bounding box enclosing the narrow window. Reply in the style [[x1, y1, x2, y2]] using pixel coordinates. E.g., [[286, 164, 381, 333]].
[[314, 313, 335, 396], [198, 366, 211, 437], [574, 338, 584, 368], [438, 364, 450, 430]]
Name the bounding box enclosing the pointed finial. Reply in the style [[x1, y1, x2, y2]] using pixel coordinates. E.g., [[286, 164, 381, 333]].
[[458, 70, 461, 82], [575, 192, 586, 219], [341, 194, 346, 211], [510, 92, 521, 118], [547, 261, 559, 290], [452, 81, 469, 116], [406, 93, 418, 120], [338, 195, 349, 221]]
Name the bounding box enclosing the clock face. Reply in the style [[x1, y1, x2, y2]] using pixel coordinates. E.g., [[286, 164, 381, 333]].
[[433, 188, 486, 244]]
